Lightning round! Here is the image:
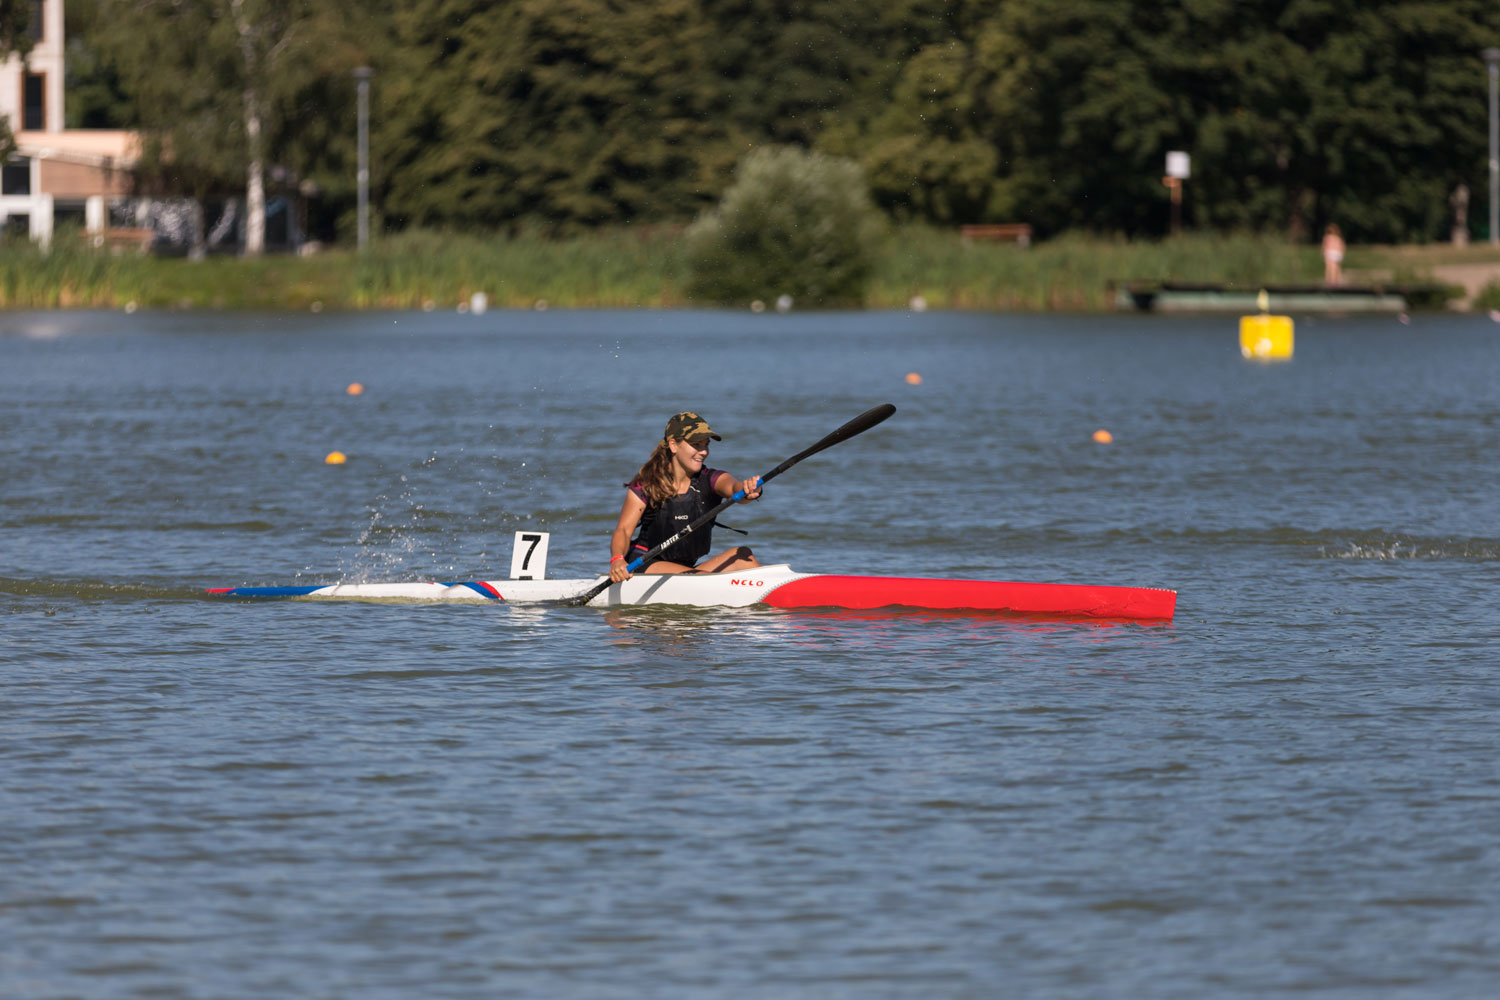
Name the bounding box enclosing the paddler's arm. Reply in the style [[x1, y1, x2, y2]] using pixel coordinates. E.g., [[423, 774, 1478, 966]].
[[609, 490, 647, 582], [717, 473, 762, 502]]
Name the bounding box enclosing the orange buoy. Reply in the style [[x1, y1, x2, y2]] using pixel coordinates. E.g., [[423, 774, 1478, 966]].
[[904, 372, 923, 385], [1092, 429, 1113, 444], [325, 451, 348, 465], [346, 382, 364, 396]]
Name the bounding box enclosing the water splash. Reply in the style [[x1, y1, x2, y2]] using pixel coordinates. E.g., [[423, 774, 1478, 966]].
[[1318, 534, 1500, 561]]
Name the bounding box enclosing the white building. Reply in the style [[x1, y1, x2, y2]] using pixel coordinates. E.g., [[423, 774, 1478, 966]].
[[0, 0, 141, 246]]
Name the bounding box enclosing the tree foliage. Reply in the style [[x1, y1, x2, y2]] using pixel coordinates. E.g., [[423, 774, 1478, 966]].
[[0, 0, 34, 158], [860, 40, 998, 223], [379, 0, 729, 232], [64, 0, 132, 129], [971, 0, 1500, 240], [66, 0, 1500, 244], [699, 0, 940, 148], [0, 0, 27, 53]]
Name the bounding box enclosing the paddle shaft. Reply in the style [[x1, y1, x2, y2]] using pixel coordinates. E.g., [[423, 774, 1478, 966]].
[[563, 403, 897, 607]]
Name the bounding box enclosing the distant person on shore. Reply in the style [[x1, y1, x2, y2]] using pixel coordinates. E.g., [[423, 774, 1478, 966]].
[[1322, 224, 1345, 285], [609, 411, 762, 582]]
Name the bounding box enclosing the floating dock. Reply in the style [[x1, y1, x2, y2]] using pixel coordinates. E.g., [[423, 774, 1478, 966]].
[[1113, 281, 1452, 313]]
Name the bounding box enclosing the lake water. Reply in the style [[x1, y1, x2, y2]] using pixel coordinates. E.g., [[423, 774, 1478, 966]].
[[3, 307, 1498, 997]]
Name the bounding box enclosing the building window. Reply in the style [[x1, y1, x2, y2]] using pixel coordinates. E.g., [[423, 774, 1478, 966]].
[[23, 73, 45, 130], [1, 158, 31, 195], [28, 1, 44, 42], [4, 214, 32, 240], [53, 200, 87, 233]]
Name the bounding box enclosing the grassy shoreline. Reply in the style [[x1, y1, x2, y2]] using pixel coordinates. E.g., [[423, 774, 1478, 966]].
[[2, 228, 1494, 312]]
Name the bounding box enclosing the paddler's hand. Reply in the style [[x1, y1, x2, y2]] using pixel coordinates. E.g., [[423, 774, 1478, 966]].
[[609, 558, 631, 583], [739, 475, 762, 502]]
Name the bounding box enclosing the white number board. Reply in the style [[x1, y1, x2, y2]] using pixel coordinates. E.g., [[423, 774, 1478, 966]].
[[510, 531, 549, 580]]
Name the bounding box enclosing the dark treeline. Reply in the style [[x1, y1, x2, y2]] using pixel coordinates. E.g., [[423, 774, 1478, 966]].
[[66, 0, 1500, 244]]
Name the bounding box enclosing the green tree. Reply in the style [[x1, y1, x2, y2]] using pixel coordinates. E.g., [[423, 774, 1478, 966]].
[[969, 0, 1181, 236], [971, 0, 1500, 241], [1186, 0, 1500, 241], [859, 40, 998, 223], [93, 0, 363, 253], [0, 0, 36, 158], [700, 0, 908, 149], [68, 0, 1500, 245], [64, 0, 133, 129], [684, 145, 884, 306], [374, 0, 957, 231], [379, 0, 728, 232], [701, 0, 967, 161], [0, 0, 27, 50]]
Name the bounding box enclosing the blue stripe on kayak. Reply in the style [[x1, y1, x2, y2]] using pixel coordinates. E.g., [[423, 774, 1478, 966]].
[[210, 585, 328, 597], [440, 581, 503, 600]]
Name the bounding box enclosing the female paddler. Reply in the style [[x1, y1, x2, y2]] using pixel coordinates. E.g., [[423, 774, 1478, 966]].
[[609, 411, 763, 582]]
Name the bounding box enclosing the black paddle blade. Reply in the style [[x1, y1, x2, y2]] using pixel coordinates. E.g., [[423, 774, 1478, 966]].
[[825, 401, 897, 446], [562, 577, 611, 607]]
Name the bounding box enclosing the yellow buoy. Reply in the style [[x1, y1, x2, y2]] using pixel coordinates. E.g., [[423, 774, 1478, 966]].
[[1239, 315, 1294, 360], [904, 372, 923, 385], [325, 451, 347, 465], [346, 382, 364, 396], [1092, 429, 1113, 444]]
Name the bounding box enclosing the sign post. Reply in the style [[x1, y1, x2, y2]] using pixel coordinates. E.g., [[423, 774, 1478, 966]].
[[1163, 151, 1190, 236]]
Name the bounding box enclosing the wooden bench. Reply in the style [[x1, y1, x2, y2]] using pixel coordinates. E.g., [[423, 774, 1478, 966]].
[[960, 223, 1032, 247], [90, 227, 156, 254]]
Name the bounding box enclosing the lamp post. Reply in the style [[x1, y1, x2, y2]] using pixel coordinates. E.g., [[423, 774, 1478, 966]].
[[1485, 49, 1500, 245], [355, 66, 373, 252]]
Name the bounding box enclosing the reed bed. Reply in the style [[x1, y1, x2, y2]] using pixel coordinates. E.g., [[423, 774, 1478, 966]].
[[0, 228, 1346, 312], [0, 237, 356, 309], [352, 229, 687, 308], [0, 236, 125, 307], [867, 229, 1321, 310]]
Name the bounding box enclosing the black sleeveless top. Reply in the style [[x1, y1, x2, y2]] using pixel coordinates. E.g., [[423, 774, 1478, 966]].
[[629, 468, 717, 566]]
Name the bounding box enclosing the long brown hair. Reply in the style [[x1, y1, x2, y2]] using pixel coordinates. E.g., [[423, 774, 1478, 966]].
[[629, 439, 680, 505]]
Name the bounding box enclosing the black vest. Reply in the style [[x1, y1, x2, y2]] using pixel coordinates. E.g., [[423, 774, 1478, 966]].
[[631, 469, 715, 566]]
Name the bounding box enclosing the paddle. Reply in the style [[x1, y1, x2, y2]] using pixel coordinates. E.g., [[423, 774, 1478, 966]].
[[562, 402, 897, 607]]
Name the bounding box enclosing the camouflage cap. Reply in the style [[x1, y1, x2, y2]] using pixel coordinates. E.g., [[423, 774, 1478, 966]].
[[664, 411, 722, 444]]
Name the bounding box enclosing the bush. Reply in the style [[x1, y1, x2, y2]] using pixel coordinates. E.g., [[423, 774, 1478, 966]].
[[684, 146, 885, 307], [1472, 280, 1500, 313]]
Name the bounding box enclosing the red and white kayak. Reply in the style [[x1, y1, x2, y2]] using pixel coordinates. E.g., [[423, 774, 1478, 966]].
[[208, 564, 1176, 620]]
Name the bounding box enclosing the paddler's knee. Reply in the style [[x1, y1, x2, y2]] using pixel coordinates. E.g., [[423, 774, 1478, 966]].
[[734, 546, 759, 567]]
